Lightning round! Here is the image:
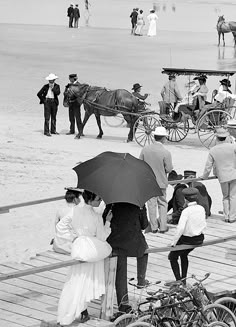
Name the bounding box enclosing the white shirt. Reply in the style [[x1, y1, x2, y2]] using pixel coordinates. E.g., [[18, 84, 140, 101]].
[[46, 84, 54, 98], [215, 90, 236, 103], [172, 202, 206, 246]]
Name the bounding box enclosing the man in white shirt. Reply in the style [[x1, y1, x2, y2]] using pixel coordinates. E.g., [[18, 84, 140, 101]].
[[168, 188, 206, 282], [139, 126, 173, 233]]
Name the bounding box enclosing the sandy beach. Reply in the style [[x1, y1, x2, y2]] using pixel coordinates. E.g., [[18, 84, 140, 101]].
[[1, 0, 236, 263]]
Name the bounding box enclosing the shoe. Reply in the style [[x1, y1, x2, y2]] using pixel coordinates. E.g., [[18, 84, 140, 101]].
[[51, 132, 59, 135], [152, 229, 159, 233], [66, 131, 74, 135], [44, 133, 51, 137], [75, 134, 80, 139], [126, 139, 133, 143], [80, 309, 90, 323], [228, 220, 236, 223], [158, 227, 169, 234], [137, 279, 150, 289]]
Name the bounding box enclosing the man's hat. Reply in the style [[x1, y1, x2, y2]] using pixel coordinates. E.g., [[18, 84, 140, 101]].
[[65, 186, 83, 193], [182, 187, 199, 201], [132, 83, 142, 91], [184, 170, 196, 179], [193, 74, 207, 81], [45, 73, 58, 81], [168, 170, 183, 181], [153, 126, 167, 136], [215, 126, 230, 138], [69, 74, 77, 79], [220, 79, 231, 87]]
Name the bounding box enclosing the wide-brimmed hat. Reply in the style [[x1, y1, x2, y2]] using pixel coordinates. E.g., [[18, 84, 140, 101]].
[[168, 170, 183, 181], [215, 127, 230, 137], [220, 79, 231, 87], [132, 83, 142, 91], [153, 126, 167, 136], [184, 170, 196, 179], [45, 73, 58, 81], [182, 187, 199, 201]]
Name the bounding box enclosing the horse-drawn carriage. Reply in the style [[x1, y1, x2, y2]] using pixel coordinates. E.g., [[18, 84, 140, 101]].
[[64, 68, 236, 148]]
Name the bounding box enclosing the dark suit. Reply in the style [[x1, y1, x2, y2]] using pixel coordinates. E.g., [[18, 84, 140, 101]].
[[67, 6, 74, 28], [64, 82, 83, 135], [73, 7, 80, 28], [192, 181, 212, 217], [37, 83, 60, 134], [103, 203, 148, 311]]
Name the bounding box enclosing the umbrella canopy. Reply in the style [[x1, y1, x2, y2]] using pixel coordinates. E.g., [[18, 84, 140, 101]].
[[73, 151, 162, 207]]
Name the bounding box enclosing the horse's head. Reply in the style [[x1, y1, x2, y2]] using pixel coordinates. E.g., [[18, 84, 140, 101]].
[[66, 83, 90, 103], [217, 15, 225, 23]]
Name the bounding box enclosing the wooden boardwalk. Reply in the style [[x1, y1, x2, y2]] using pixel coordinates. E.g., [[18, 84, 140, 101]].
[[1, 214, 236, 327]]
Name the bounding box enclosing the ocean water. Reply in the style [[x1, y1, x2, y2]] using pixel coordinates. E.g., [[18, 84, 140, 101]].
[[0, 0, 236, 32]]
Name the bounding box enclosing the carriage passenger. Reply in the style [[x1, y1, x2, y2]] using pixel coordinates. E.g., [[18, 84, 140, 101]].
[[132, 83, 149, 111], [161, 74, 182, 114]]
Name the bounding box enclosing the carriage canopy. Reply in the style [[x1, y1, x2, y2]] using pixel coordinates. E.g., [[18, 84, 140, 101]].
[[162, 68, 236, 77]]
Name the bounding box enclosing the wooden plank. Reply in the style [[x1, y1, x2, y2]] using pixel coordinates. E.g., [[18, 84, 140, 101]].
[[0, 307, 38, 327]]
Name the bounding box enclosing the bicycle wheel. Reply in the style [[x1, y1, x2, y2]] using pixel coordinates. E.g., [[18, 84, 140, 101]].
[[114, 313, 137, 327], [202, 303, 236, 327], [207, 322, 229, 327], [137, 314, 179, 327], [128, 322, 156, 327], [215, 297, 236, 317], [104, 115, 125, 127]]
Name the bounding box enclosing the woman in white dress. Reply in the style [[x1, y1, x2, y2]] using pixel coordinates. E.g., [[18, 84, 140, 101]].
[[57, 190, 112, 326], [147, 9, 158, 37], [135, 10, 145, 36]]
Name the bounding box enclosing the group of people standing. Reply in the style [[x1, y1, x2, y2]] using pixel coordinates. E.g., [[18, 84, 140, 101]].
[[130, 8, 158, 37], [67, 3, 80, 28]]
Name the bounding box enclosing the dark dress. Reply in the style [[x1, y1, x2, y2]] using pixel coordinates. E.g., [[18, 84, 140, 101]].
[[168, 183, 188, 224]]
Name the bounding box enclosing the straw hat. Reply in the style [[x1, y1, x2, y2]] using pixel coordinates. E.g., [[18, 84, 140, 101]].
[[153, 126, 167, 136], [215, 127, 230, 138], [45, 73, 58, 81]]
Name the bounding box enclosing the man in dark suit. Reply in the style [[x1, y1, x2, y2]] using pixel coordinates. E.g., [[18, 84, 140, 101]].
[[37, 73, 60, 137], [103, 203, 148, 315], [130, 8, 138, 34], [67, 4, 74, 28], [64, 74, 83, 137], [73, 4, 80, 28]]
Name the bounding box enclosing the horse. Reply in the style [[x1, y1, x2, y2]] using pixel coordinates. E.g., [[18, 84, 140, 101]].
[[216, 15, 236, 47], [64, 83, 140, 142]]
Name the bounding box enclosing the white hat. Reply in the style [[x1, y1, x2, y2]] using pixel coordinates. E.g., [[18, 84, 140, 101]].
[[153, 126, 167, 136], [45, 73, 58, 81]]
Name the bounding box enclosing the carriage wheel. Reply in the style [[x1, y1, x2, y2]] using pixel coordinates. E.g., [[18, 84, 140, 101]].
[[134, 115, 161, 147], [161, 117, 190, 142], [196, 109, 232, 148], [103, 114, 125, 127]]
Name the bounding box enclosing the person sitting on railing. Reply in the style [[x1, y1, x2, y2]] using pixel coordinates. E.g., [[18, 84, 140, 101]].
[[168, 188, 206, 283], [132, 83, 149, 111], [52, 187, 83, 255]]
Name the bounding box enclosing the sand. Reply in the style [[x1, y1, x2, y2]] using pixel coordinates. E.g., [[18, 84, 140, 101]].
[[1, 0, 236, 263]]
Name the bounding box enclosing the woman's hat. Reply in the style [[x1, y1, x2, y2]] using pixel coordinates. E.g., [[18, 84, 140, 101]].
[[215, 127, 230, 137], [220, 79, 231, 87], [184, 170, 196, 179], [45, 73, 58, 81], [132, 83, 142, 90], [168, 170, 183, 181], [182, 187, 199, 201]]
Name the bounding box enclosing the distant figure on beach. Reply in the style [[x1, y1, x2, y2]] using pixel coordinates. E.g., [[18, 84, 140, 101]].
[[147, 9, 158, 36], [73, 4, 80, 28], [67, 4, 74, 28], [130, 8, 138, 35], [37, 73, 60, 137], [85, 0, 91, 11], [135, 10, 145, 36]]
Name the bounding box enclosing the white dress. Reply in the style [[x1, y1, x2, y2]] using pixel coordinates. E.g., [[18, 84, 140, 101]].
[[135, 13, 145, 35], [57, 203, 111, 326], [147, 13, 158, 36]]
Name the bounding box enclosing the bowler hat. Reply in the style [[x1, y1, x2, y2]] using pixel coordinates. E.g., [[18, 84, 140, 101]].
[[153, 126, 167, 136], [69, 74, 77, 79], [182, 187, 199, 201], [215, 127, 230, 138], [220, 79, 231, 87], [184, 170, 196, 179], [168, 170, 183, 181], [132, 83, 142, 91]]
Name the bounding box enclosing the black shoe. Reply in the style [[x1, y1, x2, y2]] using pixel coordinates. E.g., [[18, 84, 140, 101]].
[[44, 133, 51, 137], [66, 131, 75, 135], [137, 279, 150, 289], [80, 309, 90, 323], [51, 132, 59, 135], [75, 134, 80, 139]]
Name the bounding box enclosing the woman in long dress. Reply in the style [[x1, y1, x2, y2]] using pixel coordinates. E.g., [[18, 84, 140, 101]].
[[147, 9, 158, 37], [135, 10, 145, 36], [57, 191, 112, 326]]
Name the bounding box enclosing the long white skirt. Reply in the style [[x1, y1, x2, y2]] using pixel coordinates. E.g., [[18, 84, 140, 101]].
[[147, 20, 157, 36], [57, 260, 106, 325]]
